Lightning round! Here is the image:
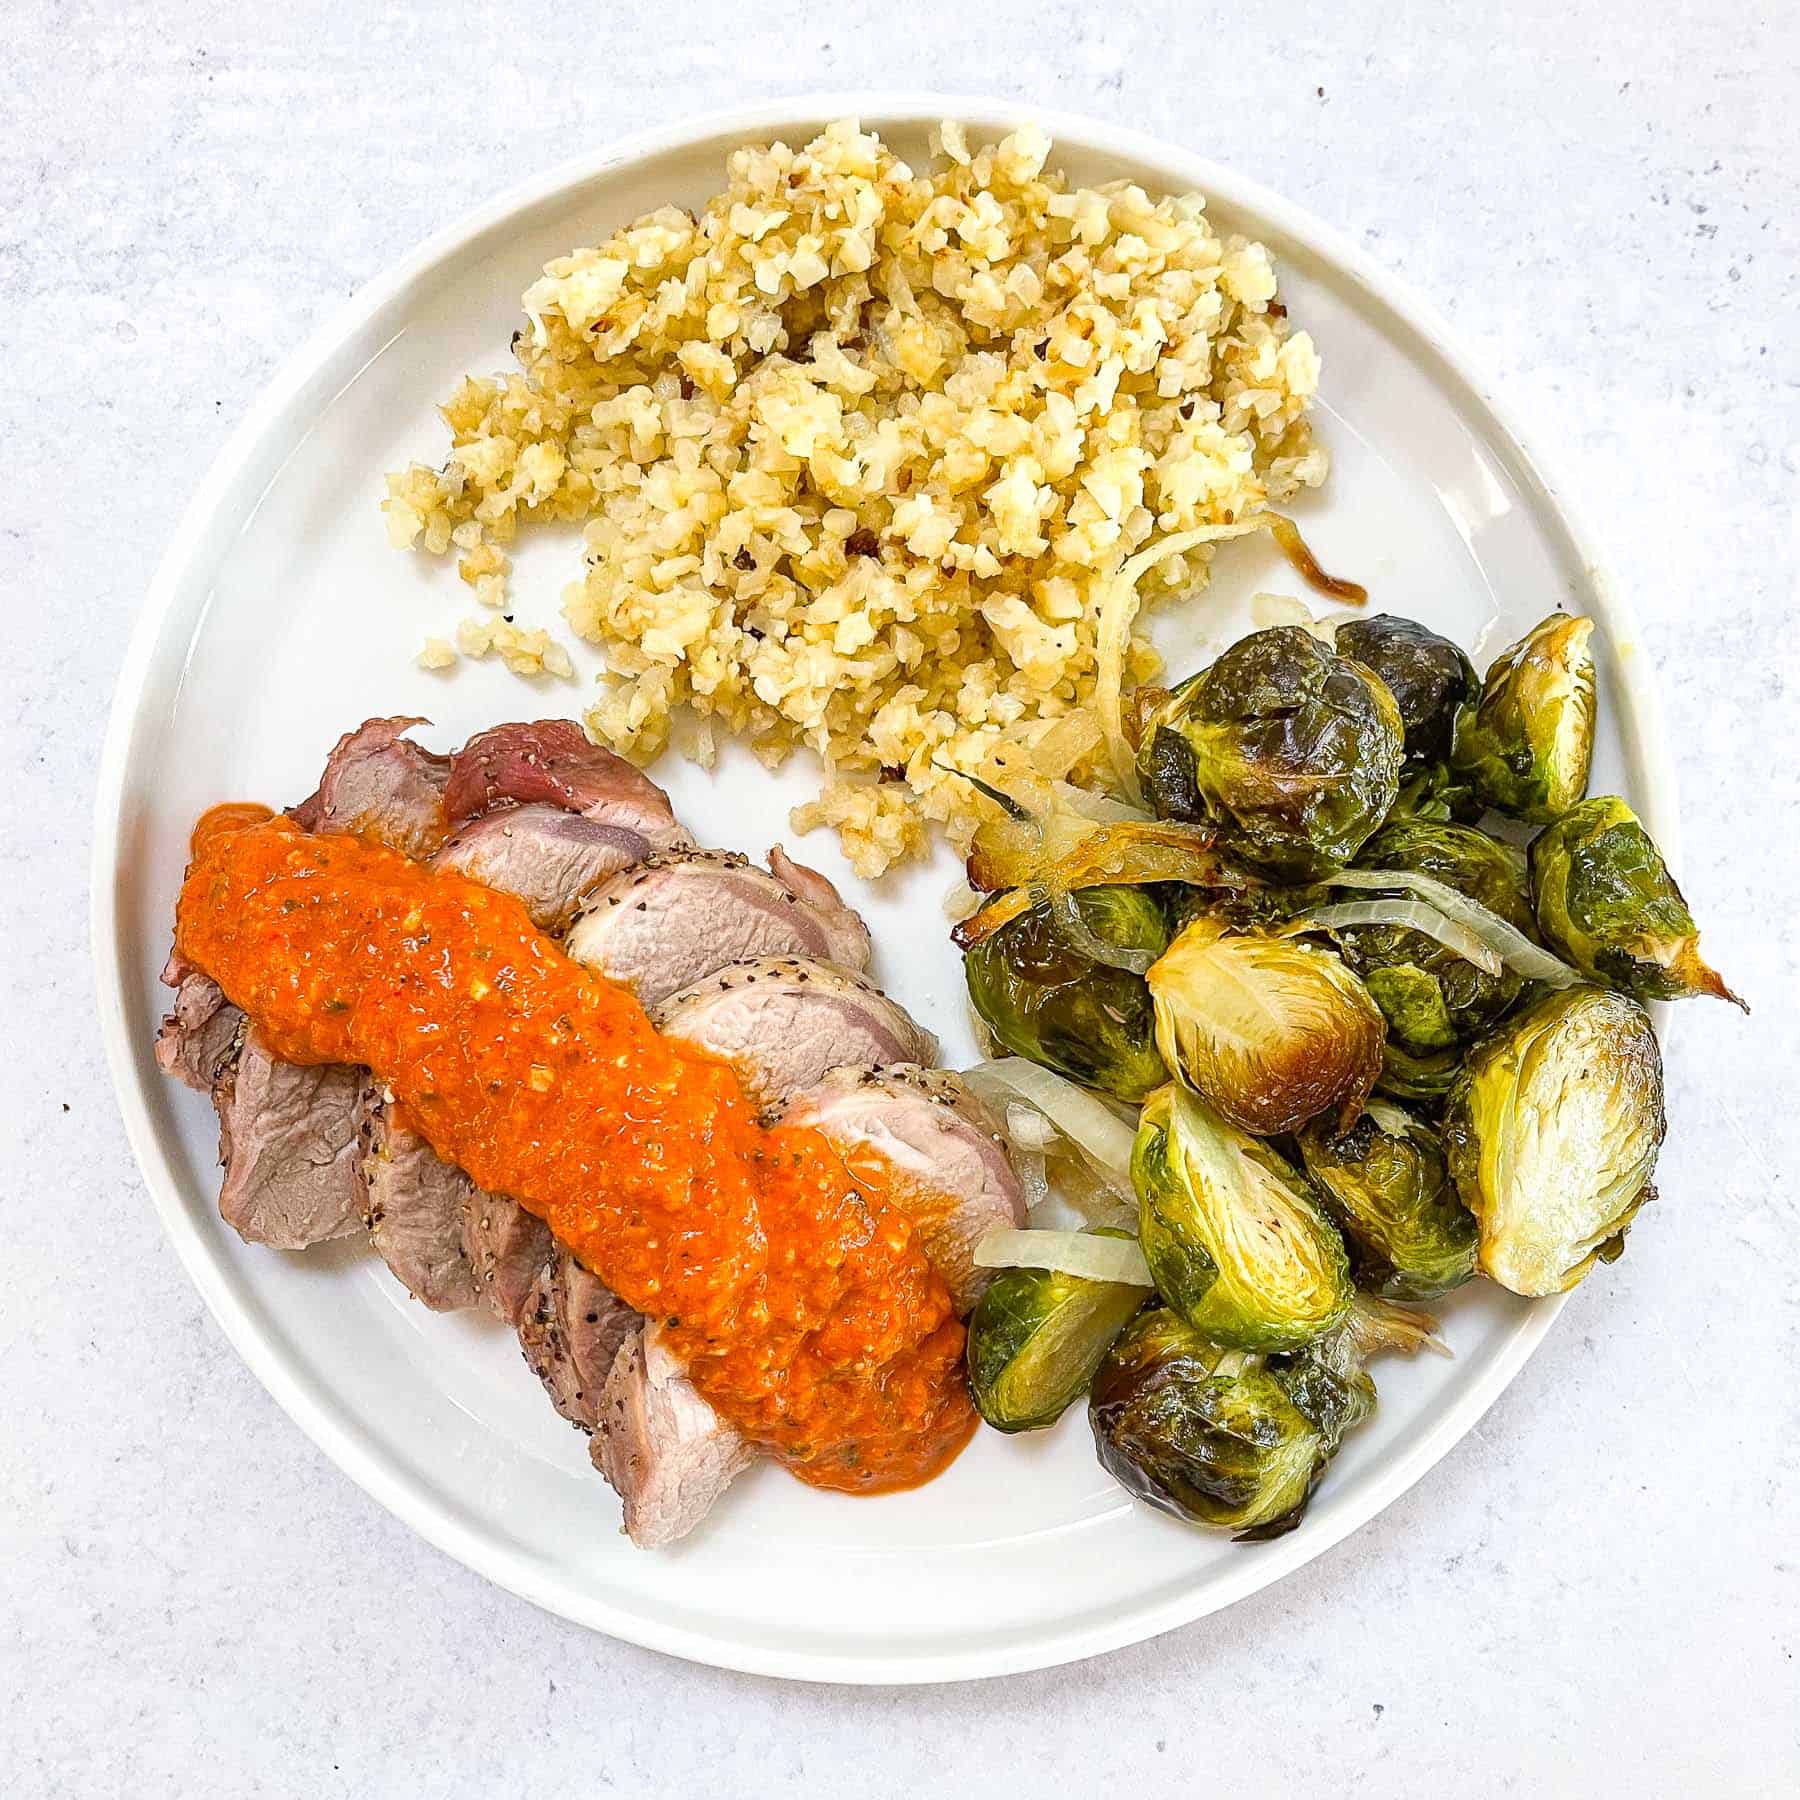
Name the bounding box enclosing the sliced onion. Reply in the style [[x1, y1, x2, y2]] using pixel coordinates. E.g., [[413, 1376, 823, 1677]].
[[1013, 1146, 1051, 1214], [1004, 1101, 1060, 1153], [1323, 868, 1581, 988], [963, 1058, 1138, 1191], [1362, 1097, 1418, 1138], [942, 877, 984, 922], [1037, 879, 1157, 976], [1027, 710, 1104, 779], [973, 1226, 1154, 1288], [1047, 779, 1149, 823], [1301, 899, 1504, 976], [1095, 519, 1272, 802]]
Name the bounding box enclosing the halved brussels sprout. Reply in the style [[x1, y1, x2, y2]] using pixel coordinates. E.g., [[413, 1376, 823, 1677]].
[[1335, 614, 1477, 764], [1147, 916, 1384, 1134], [1298, 1105, 1478, 1301], [1132, 1083, 1352, 1351], [1529, 795, 1743, 1007], [1137, 627, 1404, 879], [967, 1242, 1148, 1433], [1090, 1305, 1373, 1539], [1442, 986, 1665, 1295], [1449, 613, 1596, 823], [964, 885, 1169, 1100], [1335, 818, 1534, 1054]]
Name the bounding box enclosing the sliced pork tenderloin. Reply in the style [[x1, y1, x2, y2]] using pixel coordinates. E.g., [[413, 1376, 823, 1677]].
[[444, 719, 691, 853], [359, 1089, 481, 1311], [765, 847, 871, 967], [430, 803, 651, 934], [780, 1064, 1025, 1314], [154, 959, 243, 1093], [565, 850, 871, 1007], [462, 1190, 554, 1327], [212, 1028, 366, 1250], [288, 716, 451, 857], [518, 1249, 641, 1429], [651, 957, 938, 1110], [593, 1322, 754, 1549], [193, 716, 454, 1249]]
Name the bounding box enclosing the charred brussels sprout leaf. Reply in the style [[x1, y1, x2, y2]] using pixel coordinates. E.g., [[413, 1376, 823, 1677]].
[[965, 885, 1169, 1100], [1336, 818, 1534, 1054], [967, 1249, 1147, 1433], [1298, 1105, 1478, 1301], [1137, 627, 1404, 879], [1529, 796, 1743, 1008], [1449, 613, 1596, 823], [1090, 1306, 1372, 1538], [1335, 614, 1478, 764], [1443, 987, 1666, 1295], [1147, 916, 1384, 1134], [1132, 1084, 1352, 1351]]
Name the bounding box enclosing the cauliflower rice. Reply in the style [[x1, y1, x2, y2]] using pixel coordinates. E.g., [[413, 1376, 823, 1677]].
[[384, 119, 1326, 875]]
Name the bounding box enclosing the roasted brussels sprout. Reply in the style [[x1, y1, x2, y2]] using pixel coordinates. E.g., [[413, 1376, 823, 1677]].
[[1147, 916, 1384, 1134], [1388, 760, 1482, 825], [1335, 614, 1477, 764], [1298, 1104, 1478, 1301], [965, 885, 1169, 1100], [1137, 627, 1404, 879], [1443, 986, 1665, 1295], [1449, 613, 1596, 823], [1090, 1305, 1373, 1538], [1375, 1039, 1462, 1107], [1335, 818, 1534, 1054], [1529, 796, 1743, 1007], [1132, 1084, 1352, 1351], [967, 1248, 1148, 1433]]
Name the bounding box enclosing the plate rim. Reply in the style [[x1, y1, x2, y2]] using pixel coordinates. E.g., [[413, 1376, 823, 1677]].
[[91, 90, 1673, 1684]]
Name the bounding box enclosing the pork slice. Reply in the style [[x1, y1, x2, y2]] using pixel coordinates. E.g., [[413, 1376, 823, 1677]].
[[155, 964, 244, 1093], [652, 957, 938, 1110], [444, 719, 690, 853], [565, 850, 872, 1007], [461, 1189, 553, 1327], [429, 803, 649, 934], [592, 1322, 753, 1549], [288, 716, 451, 857], [212, 1028, 366, 1250], [359, 1087, 480, 1311], [518, 1249, 641, 1429], [781, 1065, 1025, 1313], [765, 846, 872, 970]]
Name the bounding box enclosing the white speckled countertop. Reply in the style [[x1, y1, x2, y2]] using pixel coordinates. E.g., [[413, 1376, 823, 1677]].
[[5, 2, 1796, 1792]]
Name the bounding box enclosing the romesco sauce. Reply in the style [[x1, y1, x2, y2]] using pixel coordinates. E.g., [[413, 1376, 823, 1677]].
[[177, 809, 975, 1492]]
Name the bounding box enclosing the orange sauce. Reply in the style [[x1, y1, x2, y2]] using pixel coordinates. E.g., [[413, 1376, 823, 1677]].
[[176, 811, 975, 1492]]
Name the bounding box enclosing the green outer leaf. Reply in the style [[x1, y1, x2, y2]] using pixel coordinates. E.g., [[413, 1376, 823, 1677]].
[[1529, 795, 1741, 1007]]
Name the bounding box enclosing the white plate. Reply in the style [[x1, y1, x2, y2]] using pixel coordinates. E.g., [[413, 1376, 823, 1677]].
[[92, 95, 1672, 1683]]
